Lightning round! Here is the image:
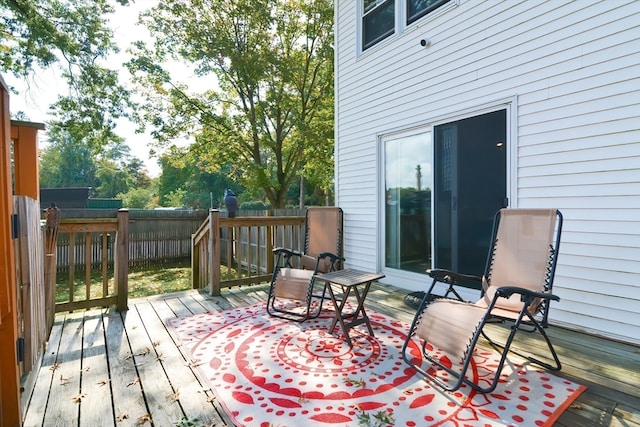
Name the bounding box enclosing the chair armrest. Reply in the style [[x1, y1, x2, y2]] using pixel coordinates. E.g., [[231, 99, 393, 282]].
[[272, 247, 301, 257], [427, 269, 482, 284], [272, 248, 302, 268], [317, 252, 346, 272], [318, 252, 346, 263], [496, 286, 560, 302]]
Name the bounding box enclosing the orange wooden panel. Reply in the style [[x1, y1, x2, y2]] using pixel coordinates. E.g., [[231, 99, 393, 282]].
[[11, 122, 44, 200], [0, 75, 22, 426]]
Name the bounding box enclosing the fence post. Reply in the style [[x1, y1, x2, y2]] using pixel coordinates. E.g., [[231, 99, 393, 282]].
[[209, 209, 221, 295], [191, 232, 199, 289], [115, 209, 129, 311]]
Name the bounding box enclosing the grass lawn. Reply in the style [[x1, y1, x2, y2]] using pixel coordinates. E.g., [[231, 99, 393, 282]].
[[128, 261, 192, 298], [55, 260, 258, 304], [55, 261, 194, 302]]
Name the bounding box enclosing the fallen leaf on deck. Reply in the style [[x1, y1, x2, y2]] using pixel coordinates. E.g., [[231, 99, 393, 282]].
[[71, 393, 86, 403], [137, 347, 151, 356], [136, 414, 152, 425]]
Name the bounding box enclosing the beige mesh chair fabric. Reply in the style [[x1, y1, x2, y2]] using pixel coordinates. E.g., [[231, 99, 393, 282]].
[[402, 208, 563, 393], [477, 209, 557, 319], [267, 207, 344, 322], [414, 299, 486, 364], [272, 268, 316, 301], [300, 207, 344, 273]]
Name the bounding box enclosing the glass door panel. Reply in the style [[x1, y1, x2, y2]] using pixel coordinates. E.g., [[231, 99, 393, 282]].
[[434, 110, 507, 288], [384, 131, 432, 273]]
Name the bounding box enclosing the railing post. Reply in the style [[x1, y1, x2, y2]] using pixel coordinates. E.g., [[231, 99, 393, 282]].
[[209, 209, 221, 295], [115, 209, 129, 311], [191, 232, 199, 289], [265, 210, 274, 273]]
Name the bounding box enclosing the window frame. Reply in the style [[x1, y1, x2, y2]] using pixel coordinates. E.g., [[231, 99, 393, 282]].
[[359, 0, 458, 54], [406, 0, 451, 25], [362, 0, 396, 51]]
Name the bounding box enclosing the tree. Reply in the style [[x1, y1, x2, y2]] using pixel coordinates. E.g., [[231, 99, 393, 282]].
[[157, 147, 241, 210], [39, 131, 98, 189], [1, 0, 135, 151], [39, 130, 153, 202], [118, 187, 156, 209], [128, 0, 334, 208]]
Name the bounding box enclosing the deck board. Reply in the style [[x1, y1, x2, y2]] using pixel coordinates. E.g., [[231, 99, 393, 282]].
[[126, 303, 185, 426], [22, 316, 64, 426], [45, 312, 83, 426], [103, 310, 148, 427], [78, 311, 113, 427], [140, 301, 225, 426], [22, 283, 640, 427]]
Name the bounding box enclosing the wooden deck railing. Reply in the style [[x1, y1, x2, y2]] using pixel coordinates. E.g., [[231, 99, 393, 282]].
[[53, 209, 129, 312], [192, 210, 306, 294]]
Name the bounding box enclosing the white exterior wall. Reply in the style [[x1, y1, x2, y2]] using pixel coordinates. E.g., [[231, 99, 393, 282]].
[[334, 0, 640, 344]]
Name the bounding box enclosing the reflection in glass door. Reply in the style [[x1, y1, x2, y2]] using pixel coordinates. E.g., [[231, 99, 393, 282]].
[[434, 110, 507, 288], [384, 131, 432, 274]]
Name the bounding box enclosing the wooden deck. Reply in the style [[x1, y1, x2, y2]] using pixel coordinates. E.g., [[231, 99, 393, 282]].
[[21, 282, 640, 427]]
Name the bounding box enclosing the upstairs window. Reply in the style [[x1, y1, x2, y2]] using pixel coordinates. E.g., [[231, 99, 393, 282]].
[[363, 0, 395, 51], [407, 0, 451, 24]]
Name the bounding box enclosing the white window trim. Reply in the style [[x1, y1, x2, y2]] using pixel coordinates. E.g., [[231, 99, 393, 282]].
[[373, 96, 518, 294], [357, 0, 460, 58]]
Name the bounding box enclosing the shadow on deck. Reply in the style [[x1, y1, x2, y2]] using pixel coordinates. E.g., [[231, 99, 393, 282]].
[[21, 283, 640, 427]]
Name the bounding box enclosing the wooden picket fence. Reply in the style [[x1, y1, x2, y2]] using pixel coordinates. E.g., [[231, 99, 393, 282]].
[[54, 210, 129, 313], [54, 209, 208, 271]]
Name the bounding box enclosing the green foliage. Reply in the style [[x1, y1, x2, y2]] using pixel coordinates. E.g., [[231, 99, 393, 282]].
[[157, 147, 242, 210], [239, 200, 271, 211], [1, 0, 136, 153], [118, 187, 156, 209], [39, 135, 98, 188], [128, 0, 334, 208], [39, 136, 154, 207], [164, 189, 187, 208], [355, 407, 395, 427], [48, 65, 135, 153], [1, 0, 130, 78]]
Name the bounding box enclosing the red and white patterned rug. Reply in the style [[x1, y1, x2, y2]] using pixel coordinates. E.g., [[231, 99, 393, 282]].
[[168, 303, 586, 427]]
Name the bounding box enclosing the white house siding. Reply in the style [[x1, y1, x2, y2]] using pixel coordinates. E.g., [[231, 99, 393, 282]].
[[334, 0, 640, 344]]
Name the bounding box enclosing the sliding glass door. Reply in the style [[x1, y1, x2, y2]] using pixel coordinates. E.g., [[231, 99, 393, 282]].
[[382, 109, 507, 286]]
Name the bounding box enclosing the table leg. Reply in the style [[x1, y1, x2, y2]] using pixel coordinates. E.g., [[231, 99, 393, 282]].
[[351, 282, 374, 336], [327, 283, 353, 347]]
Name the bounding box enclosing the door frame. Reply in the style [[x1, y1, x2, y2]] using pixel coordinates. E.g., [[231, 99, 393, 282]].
[[376, 96, 517, 297]]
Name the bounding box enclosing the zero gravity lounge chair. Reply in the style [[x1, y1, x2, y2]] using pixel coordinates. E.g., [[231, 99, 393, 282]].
[[402, 208, 563, 393], [267, 207, 344, 322]]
